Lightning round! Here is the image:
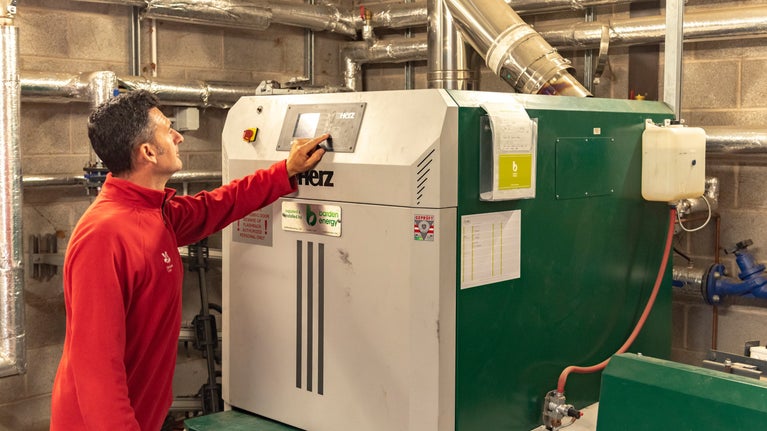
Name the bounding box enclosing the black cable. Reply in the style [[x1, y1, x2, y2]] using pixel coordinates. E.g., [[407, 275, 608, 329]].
[[673, 246, 692, 263]]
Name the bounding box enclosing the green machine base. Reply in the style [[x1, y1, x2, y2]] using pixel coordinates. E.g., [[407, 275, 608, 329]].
[[598, 353, 767, 430], [185, 410, 301, 431]]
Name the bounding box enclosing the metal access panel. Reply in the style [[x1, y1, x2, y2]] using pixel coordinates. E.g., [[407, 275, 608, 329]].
[[598, 353, 767, 430], [221, 89, 675, 431]]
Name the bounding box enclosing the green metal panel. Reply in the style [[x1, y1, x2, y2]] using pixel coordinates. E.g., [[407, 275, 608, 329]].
[[598, 353, 767, 430], [450, 93, 674, 430]]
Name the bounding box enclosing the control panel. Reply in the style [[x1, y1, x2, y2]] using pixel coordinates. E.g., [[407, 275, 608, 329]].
[[276, 103, 367, 153]]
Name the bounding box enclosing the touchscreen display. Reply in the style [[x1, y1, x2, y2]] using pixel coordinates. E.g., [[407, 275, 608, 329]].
[[293, 113, 320, 138]]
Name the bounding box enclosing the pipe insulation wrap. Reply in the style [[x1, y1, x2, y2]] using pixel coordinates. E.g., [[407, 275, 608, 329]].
[[269, 2, 355, 35], [118, 76, 258, 108], [705, 128, 767, 155], [144, 0, 272, 32], [0, 24, 25, 378], [20, 71, 89, 102], [143, 0, 357, 36], [86, 71, 117, 110], [538, 5, 767, 48]]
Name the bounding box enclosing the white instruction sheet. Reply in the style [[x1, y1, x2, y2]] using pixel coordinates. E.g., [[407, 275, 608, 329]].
[[460, 210, 521, 289]]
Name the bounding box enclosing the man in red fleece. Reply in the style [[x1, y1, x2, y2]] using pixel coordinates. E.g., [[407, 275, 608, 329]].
[[50, 90, 328, 430]]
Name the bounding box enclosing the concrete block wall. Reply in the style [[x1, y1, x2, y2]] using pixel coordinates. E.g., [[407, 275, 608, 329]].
[[4, 0, 767, 428], [2, 0, 349, 429]]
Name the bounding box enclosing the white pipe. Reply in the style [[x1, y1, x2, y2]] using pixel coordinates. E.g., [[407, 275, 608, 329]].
[[150, 18, 157, 77]]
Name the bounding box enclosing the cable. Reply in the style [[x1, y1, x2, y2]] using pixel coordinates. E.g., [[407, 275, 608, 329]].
[[677, 195, 711, 233], [673, 246, 691, 263], [556, 207, 677, 394]]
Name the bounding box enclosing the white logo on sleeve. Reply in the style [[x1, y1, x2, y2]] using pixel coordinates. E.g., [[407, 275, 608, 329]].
[[162, 251, 174, 272]]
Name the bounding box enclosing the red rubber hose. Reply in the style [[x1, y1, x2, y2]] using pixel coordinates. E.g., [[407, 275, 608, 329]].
[[556, 207, 677, 394]]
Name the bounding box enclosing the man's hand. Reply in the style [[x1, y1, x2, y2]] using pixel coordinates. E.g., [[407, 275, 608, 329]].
[[286, 133, 329, 178]]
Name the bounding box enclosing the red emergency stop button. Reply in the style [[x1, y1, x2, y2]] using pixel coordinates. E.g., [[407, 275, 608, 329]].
[[242, 128, 258, 142]]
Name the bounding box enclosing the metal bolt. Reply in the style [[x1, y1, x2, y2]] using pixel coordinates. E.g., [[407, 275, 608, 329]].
[[713, 294, 721, 303]]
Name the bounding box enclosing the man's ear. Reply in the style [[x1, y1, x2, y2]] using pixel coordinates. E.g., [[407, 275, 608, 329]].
[[136, 142, 158, 165]]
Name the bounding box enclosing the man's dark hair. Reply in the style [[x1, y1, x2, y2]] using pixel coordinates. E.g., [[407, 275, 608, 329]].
[[87, 90, 160, 176]]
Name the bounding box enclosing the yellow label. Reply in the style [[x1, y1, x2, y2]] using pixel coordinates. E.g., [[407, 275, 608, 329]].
[[498, 154, 532, 190]]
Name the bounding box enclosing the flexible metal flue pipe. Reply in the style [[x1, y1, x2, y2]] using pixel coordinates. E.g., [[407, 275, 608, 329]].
[[445, 0, 591, 96], [427, 0, 476, 90], [0, 19, 25, 378]]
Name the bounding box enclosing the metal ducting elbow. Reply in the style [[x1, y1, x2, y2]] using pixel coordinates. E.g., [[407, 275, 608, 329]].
[[445, 0, 591, 96]]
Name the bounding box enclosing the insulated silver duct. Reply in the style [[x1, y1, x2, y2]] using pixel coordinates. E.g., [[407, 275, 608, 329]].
[[20, 73, 261, 108], [74, 0, 639, 26], [0, 23, 25, 378], [20, 71, 89, 102], [445, 0, 591, 96], [87, 71, 118, 110], [341, 38, 429, 91], [538, 5, 767, 49], [506, 0, 636, 13], [21, 71, 117, 106], [143, 0, 358, 37], [705, 128, 767, 157], [353, 2, 428, 31], [118, 76, 259, 108], [22, 170, 223, 188], [428, 0, 476, 90]]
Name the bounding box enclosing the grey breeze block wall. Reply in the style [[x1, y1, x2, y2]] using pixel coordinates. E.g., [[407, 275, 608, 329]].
[[3, 0, 767, 429]]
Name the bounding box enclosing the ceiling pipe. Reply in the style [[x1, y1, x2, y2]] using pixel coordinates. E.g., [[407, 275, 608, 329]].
[[118, 75, 263, 108], [705, 128, 767, 157], [23, 170, 223, 188], [538, 4, 767, 49], [0, 5, 25, 378], [341, 37, 428, 91], [445, 0, 591, 96], [20, 72, 260, 108], [506, 0, 638, 14], [73, 0, 642, 28]]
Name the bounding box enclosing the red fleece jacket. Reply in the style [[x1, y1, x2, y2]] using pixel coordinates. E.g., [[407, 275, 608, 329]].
[[50, 161, 296, 430]]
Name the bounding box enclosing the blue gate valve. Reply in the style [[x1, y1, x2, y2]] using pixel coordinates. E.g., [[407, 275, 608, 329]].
[[704, 239, 767, 304]]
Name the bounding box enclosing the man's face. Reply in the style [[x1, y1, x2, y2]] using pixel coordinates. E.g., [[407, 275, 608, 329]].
[[148, 107, 184, 174]]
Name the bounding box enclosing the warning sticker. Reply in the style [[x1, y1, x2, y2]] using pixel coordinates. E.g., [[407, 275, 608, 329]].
[[233, 206, 273, 246], [414, 214, 435, 241]]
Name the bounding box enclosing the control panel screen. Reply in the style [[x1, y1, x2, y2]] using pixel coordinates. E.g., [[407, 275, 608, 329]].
[[277, 103, 366, 153], [293, 113, 320, 138]]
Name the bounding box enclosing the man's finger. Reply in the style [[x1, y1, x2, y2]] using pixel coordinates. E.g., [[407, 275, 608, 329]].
[[301, 133, 330, 153]]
